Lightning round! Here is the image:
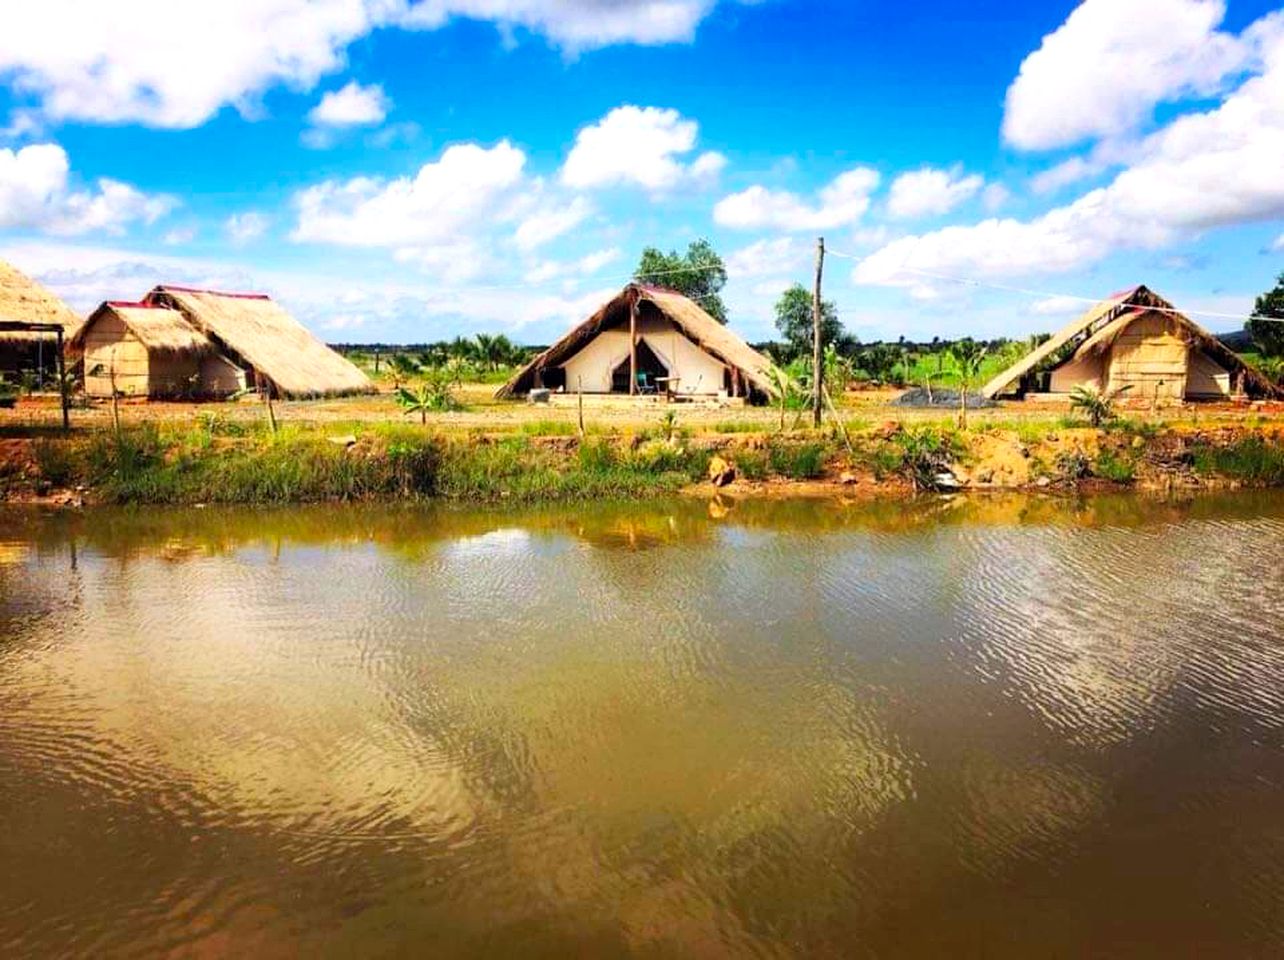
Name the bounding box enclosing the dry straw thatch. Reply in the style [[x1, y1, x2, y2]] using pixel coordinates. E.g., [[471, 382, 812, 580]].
[[145, 285, 373, 398], [70, 302, 214, 356], [981, 284, 1279, 399], [497, 283, 781, 400], [0, 257, 81, 343]]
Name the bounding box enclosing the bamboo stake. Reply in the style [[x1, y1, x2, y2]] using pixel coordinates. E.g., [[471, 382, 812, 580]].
[[821, 383, 854, 454], [264, 384, 278, 436], [812, 236, 825, 427]]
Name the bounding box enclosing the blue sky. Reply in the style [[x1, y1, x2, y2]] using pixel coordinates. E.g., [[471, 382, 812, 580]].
[[1, 0, 1282, 344]]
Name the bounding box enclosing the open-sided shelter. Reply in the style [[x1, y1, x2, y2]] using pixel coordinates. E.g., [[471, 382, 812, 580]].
[[981, 285, 1278, 401], [497, 284, 779, 402], [142, 285, 373, 398], [0, 258, 81, 378]]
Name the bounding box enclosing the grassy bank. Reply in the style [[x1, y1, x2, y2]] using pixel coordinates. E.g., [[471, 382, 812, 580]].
[[5, 415, 1284, 505]]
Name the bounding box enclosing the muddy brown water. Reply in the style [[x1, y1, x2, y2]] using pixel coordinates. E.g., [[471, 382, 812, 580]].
[[2, 493, 1282, 957]]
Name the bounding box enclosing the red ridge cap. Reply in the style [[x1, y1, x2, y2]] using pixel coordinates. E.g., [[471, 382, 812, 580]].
[[154, 284, 271, 300], [106, 300, 168, 309]]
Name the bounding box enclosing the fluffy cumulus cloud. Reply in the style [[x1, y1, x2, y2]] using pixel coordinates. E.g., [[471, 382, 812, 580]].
[[0, 143, 171, 236], [290, 140, 596, 281], [308, 81, 390, 127], [561, 106, 725, 191], [0, 1, 381, 128], [293, 140, 526, 247], [714, 167, 880, 231], [0, 2, 728, 128], [886, 166, 982, 219], [858, 6, 1284, 288], [1002, 0, 1256, 150]]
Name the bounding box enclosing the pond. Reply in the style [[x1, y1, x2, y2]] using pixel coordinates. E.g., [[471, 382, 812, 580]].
[[2, 493, 1282, 957]]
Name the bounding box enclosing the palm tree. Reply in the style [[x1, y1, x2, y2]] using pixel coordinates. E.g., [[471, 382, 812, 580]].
[[1069, 384, 1130, 427]]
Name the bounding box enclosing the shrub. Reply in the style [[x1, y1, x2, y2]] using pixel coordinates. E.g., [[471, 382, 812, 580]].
[[893, 426, 963, 490], [1093, 449, 1136, 484]]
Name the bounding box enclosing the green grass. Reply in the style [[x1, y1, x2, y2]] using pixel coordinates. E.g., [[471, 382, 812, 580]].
[[1191, 435, 1284, 485], [767, 440, 829, 479], [516, 419, 578, 437]]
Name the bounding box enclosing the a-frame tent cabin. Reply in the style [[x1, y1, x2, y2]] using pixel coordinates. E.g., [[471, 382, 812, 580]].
[[497, 284, 779, 403], [981, 285, 1279, 401]]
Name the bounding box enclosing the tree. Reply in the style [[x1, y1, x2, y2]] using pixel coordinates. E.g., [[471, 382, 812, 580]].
[[1246, 271, 1284, 357], [634, 239, 728, 323], [773, 283, 842, 360], [949, 339, 987, 429], [860, 343, 902, 384]]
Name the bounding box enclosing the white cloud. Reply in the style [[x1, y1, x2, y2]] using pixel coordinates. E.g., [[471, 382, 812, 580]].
[[0, 2, 728, 129], [1029, 156, 1101, 195], [1271, 233, 1284, 252], [1002, 0, 1254, 150], [713, 167, 880, 231], [0, 1, 381, 128], [725, 237, 808, 279], [162, 226, 197, 246], [561, 105, 724, 191], [513, 196, 592, 250], [858, 13, 1284, 287], [1031, 295, 1085, 316], [292, 140, 527, 251], [523, 248, 620, 284], [308, 80, 389, 126], [0, 142, 171, 236], [225, 212, 271, 245], [981, 183, 1011, 212], [399, 0, 720, 51], [886, 166, 982, 219]]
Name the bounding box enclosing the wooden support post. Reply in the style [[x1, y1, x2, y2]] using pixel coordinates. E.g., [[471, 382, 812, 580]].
[[577, 376, 585, 438], [812, 236, 825, 427], [629, 290, 639, 396], [55, 328, 69, 432]]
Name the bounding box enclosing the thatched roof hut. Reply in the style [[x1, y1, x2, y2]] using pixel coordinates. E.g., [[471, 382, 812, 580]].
[[143, 285, 372, 398], [981, 284, 1279, 401], [69, 301, 245, 399], [0, 258, 81, 347], [497, 283, 780, 402]]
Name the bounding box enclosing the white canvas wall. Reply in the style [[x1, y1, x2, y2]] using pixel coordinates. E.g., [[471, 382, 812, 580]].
[[560, 316, 728, 394]]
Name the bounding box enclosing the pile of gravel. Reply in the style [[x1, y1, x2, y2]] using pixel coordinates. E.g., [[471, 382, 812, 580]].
[[892, 387, 995, 409]]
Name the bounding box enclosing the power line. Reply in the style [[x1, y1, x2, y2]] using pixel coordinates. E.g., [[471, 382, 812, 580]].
[[823, 246, 1284, 324]]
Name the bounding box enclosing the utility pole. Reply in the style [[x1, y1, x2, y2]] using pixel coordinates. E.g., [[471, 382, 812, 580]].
[[812, 236, 825, 427]]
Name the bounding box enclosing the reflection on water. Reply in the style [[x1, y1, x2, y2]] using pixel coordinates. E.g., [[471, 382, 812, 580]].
[[1, 492, 1283, 957]]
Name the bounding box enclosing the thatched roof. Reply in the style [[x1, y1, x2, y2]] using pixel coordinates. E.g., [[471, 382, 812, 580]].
[[981, 284, 1280, 399], [497, 283, 780, 399], [0, 258, 81, 343], [70, 301, 215, 356], [144, 285, 373, 398]]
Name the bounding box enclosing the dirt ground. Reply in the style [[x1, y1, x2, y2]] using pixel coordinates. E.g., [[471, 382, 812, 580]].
[[6, 383, 1283, 435]]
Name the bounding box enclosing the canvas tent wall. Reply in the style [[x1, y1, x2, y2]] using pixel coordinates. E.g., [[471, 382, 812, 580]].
[[497, 284, 780, 402], [0, 258, 81, 378], [143, 286, 373, 398], [70, 302, 247, 399], [981, 285, 1279, 401]]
